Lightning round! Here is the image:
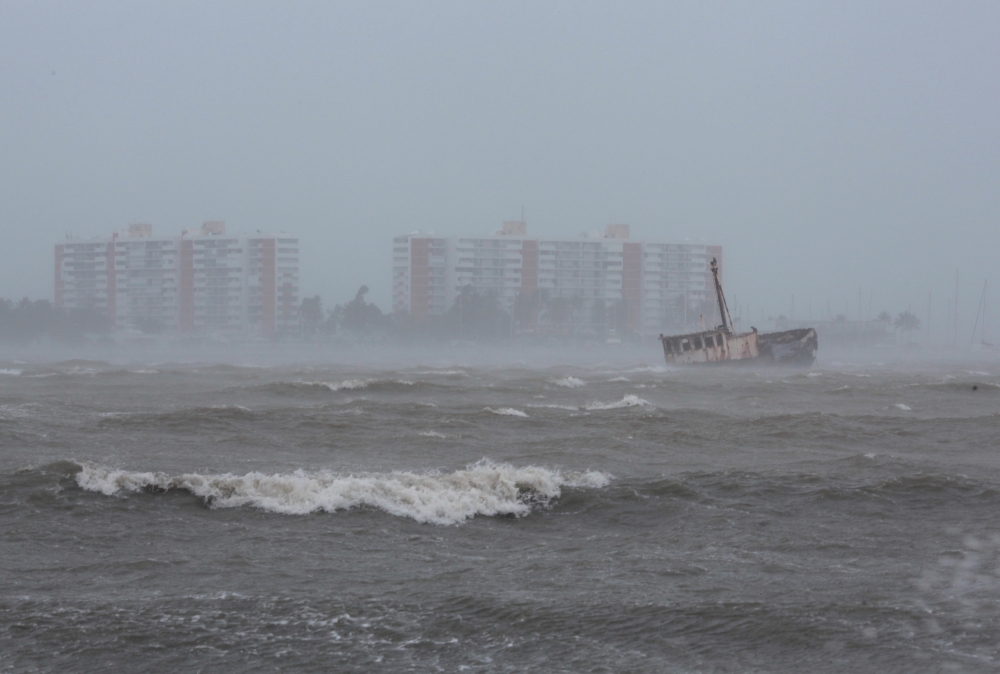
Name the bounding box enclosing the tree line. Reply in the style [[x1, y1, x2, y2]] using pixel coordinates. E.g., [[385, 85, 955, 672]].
[[0, 298, 111, 343], [299, 285, 641, 343]]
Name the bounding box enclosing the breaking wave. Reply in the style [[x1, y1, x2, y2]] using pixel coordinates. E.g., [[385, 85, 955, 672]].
[[484, 407, 529, 418], [552, 377, 586, 388], [244, 379, 417, 395], [72, 460, 611, 525], [584, 395, 652, 410]]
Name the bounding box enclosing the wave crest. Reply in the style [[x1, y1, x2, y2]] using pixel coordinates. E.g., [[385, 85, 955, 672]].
[[484, 407, 529, 417], [245, 379, 417, 395], [73, 460, 610, 525], [585, 395, 652, 410]]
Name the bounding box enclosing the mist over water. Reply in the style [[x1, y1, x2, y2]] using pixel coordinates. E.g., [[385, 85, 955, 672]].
[[3, 0, 999, 669], [2, 344, 1000, 671]]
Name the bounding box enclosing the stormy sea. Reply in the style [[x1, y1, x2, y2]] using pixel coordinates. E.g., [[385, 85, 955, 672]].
[[2, 348, 999, 672]]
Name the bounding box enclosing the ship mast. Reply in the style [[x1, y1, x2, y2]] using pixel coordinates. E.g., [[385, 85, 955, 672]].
[[711, 257, 736, 335]]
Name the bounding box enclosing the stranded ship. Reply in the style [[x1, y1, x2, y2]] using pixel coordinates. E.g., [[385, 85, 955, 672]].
[[659, 258, 817, 367]]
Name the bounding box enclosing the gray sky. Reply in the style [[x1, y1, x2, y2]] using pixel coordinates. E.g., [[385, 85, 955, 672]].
[[1, 1, 997, 338]]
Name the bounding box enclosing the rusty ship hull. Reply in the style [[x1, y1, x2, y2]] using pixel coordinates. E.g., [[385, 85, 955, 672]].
[[658, 257, 818, 367], [659, 327, 818, 367]]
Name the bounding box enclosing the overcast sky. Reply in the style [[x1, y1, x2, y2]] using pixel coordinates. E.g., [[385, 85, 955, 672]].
[[1, 1, 997, 339]]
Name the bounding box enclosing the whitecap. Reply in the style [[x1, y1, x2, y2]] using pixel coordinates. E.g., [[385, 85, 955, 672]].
[[528, 404, 580, 411], [894, 403, 912, 411], [484, 407, 529, 418], [66, 367, 99, 375], [418, 431, 447, 438], [317, 379, 414, 391], [552, 377, 586, 388], [585, 395, 652, 410], [0, 369, 23, 376], [73, 460, 611, 525], [323, 379, 373, 391], [625, 365, 668, 374]]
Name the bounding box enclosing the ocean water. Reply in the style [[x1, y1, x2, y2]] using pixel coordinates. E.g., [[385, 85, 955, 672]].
[[2, 350, 1000, 672]]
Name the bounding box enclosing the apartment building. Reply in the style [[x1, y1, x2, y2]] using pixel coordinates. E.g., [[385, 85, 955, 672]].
[[392, 235, 450, 319], [113, 223, 179, 331], [392, 222, 721, 336], [55, 222, 299, 337], [246, 234, 300, 337], [54, 239, 116, 318]]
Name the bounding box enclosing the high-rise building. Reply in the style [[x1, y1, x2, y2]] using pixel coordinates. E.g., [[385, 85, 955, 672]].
[[113, 223, 178, 331], [392, 235, 450, 319], [54, 239, 116, 318], [392, 222, 721, 335], [55, 223, 299, 337]]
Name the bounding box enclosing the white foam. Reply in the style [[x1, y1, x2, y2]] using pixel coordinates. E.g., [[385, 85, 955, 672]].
[[528, 404, 580, 411], [552, 377, 586, 388], [0, 403, 37, 418], [323, 379, 373, 391], [894, 403, 912, 411], [305, 378, 413, 391], [484, 407, 529, 418], [806, 372, 822, 378], [74, 460, 611, 525], [585, 395, 652, 410], [418, 431, 447, 438], [0, 369, 22, 376], [606, 376, 630, 382]]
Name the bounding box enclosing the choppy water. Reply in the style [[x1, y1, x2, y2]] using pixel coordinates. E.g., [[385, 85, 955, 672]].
[[2, 351, 1000, 672]]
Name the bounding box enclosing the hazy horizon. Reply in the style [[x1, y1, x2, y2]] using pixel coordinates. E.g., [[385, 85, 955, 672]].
[[2, 1, 998, 344]]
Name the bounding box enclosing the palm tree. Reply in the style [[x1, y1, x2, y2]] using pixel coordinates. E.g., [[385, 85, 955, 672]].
[[894, 311, 921, 344]]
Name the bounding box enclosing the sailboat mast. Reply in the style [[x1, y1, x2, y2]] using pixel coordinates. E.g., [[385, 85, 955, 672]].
[[971, 279, 987, 347]]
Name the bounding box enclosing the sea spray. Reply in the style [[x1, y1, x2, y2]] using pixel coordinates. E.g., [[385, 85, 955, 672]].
[[74, 460, 611, 525], [584, 395, 652, 410]]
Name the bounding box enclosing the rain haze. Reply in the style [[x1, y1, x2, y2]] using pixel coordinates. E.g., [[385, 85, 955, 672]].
[[1, 1, 998, 334], [6, 4, 1000, 673]]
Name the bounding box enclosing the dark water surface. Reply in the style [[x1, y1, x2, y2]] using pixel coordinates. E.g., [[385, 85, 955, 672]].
[[2, 351, 1000, 672]]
